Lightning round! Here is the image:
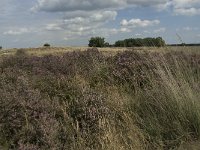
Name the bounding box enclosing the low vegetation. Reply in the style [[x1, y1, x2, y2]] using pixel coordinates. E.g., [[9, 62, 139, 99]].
[[0, 47, 200, 149], [43, 43, 51, 47]]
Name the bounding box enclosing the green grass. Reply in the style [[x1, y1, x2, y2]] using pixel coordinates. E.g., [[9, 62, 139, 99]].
[[0, 47, 200, 149]]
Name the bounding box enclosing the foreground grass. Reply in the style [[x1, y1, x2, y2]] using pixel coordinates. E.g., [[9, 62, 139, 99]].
[[0, 48, 200, 149]]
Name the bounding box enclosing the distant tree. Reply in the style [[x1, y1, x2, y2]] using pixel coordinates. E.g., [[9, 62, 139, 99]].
[[115, 40, 125, 47], [88, 37, 105, 47], [155, 37, 166, 47], [43, 43, 50, 47], [135, 38, 143, 47], [114, 37, 166, 47], [143, 37, 154, 46], [181, 43, 186, 46], [0, 46, 2, 50], [104, 42, 110, 47]]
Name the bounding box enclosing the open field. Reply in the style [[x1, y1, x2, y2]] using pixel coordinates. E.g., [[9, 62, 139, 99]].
[[1, 46, 200, 57], [0, 46, 200, 149]]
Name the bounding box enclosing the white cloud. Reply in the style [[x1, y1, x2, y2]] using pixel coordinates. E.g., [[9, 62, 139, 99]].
[[32, 0, 126, 12], [121, 19, 160, 28], [44, 11, 118, 40], [135, 33, 142, 36], [32, 0, 170, 12], [176, 27, 199, 31], [45, 24, 63, 31], [63, 27, 124, 41], [174, 7, 200, 16], [172, 0, 200, 16], [127, 0, 169, 7], [33, 0, 166, 43], [60, 11, 117, 31], [32, 0, 200, 19], [172, 0, 200, 8], [183, 27, 193, 31], [120, 27, 131, 33], [144, 30, 151, 34], [154, 27, 166, 33], [155, 1, 173, 11], [3, 28, 30, 35]]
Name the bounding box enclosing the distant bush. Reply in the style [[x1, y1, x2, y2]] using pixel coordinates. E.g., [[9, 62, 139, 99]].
[[104, 42, 110, 47], [43, 43, 50, 47], [0, 46, 2, 50], [15, 49, 27, 56]]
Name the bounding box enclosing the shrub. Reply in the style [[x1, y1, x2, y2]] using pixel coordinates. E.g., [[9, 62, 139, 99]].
[[15, 49, 27, 56], [43, 43, 50, 47]]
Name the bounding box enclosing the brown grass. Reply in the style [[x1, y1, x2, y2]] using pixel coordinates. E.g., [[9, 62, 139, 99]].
[[0, 47, 200, 149]]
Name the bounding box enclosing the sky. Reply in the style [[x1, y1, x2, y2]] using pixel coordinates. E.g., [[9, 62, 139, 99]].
[[0, 0, 200, 48]]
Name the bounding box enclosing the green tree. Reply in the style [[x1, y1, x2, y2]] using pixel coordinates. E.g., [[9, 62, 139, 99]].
[[104, 42, 110, 47], [115, 40, 125, 47], [155, 37, 166, 47], [114, 37, 166, 47], [88, 37, 105, 47]]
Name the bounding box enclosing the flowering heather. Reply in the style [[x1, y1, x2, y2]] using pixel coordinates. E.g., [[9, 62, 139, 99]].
[[0, 48, 200, 149]]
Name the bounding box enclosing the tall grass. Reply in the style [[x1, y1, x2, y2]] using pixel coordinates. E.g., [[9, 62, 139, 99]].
[[0, 48, 199, 149]]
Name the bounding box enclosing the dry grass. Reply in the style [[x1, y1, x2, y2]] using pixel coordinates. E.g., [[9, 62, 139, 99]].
[[1, 46, 199, 58], [0, 47, 200, 149]]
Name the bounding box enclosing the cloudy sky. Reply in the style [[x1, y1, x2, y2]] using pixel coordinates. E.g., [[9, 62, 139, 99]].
[[0, 0, 200, 48]]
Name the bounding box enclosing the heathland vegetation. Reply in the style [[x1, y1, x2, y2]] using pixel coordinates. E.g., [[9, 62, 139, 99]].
[[0, 47, 200, 149]]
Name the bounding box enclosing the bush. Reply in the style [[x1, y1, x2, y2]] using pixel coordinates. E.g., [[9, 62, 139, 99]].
[[0, 46, 2, 50], [43, 43, 50, 47], [15, 49, 27, 56]]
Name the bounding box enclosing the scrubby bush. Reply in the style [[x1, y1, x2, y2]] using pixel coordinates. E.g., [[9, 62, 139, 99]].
[[0, 46, 2, 50], [43, 43, 50, 47], [15, 49, 27, 56]]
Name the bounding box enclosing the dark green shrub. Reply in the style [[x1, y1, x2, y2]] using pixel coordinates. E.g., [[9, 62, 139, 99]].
[[43, 43, 50, 47]]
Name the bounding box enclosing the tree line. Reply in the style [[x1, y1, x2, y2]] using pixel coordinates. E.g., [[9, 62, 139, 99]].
[[88, 37, 166, 47], [168, 43, 200, 46]]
